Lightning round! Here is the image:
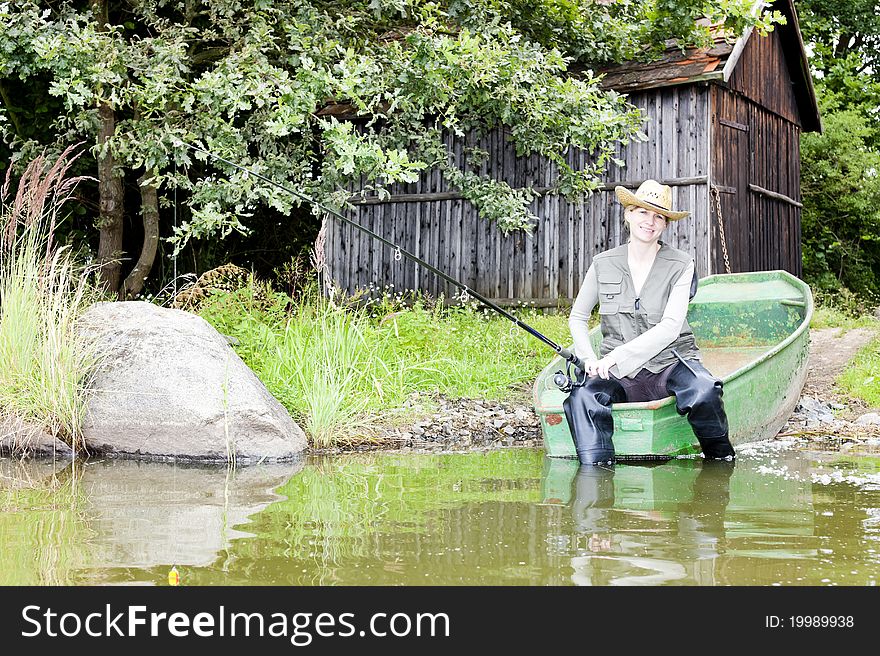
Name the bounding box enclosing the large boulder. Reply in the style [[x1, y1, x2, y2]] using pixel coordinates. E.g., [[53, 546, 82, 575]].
[[79, 301, 307, 461]]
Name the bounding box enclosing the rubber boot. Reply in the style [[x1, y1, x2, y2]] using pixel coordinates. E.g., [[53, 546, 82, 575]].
[[665, 360, 735, 460], [571, 465, 615, 534], [563, 375, 626, 466], [697, 435, 735, 460]]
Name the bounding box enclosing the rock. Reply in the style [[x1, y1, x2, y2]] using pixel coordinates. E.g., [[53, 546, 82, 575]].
[[78, 301, 307, 462], [855, 412, 880, 427], [0, 415, 73, 457], [795, 395, 836, 425]]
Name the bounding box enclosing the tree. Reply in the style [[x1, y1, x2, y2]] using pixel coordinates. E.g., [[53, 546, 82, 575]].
[[797, 0, 880, 299], [797, 0, 880, 75], [0, 1, 782, 297], [800, 93, 880, 298]]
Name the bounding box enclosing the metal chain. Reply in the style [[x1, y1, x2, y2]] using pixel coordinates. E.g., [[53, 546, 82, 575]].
[[711, 185, 732, 274]]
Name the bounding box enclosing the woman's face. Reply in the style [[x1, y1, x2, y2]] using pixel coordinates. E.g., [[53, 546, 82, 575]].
[[624, 205, 667, 244]]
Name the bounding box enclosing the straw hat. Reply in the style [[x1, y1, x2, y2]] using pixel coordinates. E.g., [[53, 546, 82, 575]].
[[614, 179, 689, 221]]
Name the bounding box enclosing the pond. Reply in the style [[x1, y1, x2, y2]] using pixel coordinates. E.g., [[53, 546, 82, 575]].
[[1, 443, 879, 586]]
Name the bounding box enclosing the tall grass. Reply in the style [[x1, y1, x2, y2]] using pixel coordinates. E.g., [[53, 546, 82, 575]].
[[0, 147, 99, 451], [198, 283, 572, 448]]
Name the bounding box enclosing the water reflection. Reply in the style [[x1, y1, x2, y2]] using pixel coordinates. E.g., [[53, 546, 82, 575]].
[[543, 456, 820, 585], [0, 458, 302, 584], [80, 459, 303, 574], [553, 461, 735, 585], [3, 448, 880, 585]]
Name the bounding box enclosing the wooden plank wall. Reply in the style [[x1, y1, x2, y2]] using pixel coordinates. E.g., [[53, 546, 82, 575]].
[[327, 85, 712, 303], [711, 87, 803, 277], [727, 26, 802, 127]]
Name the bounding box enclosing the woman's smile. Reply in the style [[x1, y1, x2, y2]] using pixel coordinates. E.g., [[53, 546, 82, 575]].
[[627, 208, 666, 241]]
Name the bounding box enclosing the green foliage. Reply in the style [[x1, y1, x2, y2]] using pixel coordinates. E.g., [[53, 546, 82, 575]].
[[837, 334, 880, 407], [798, 0, 880, 80], [0, 0, 783, 257], [197, 281, 570, 447], [800, 84, 880, 299], [810, 293, 879, 330], [797, 1, 880, 307], [472, 0, 783, 66]]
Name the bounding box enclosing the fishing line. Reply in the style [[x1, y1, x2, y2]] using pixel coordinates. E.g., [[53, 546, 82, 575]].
[[173, 139, 584, 373], [173, 160, 178, 296]]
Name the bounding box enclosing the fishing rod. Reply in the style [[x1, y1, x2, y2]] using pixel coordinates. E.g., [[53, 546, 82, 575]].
[[173, 140, 584, 378]]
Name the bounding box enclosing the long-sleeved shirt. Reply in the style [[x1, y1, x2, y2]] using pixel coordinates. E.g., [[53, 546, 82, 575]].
[[568, 258, 695, 379]]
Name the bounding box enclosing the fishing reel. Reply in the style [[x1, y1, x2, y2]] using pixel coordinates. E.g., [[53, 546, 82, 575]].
[[553, 359, 585, 393]]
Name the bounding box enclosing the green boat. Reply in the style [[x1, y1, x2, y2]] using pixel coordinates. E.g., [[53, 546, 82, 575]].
[[533, 270, 813, 458]]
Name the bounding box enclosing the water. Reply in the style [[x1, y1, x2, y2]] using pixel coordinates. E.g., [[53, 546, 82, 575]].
[[2, 445, 879, 586]]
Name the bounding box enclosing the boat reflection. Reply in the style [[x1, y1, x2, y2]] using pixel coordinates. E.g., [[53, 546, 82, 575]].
[[543, 456, 815, 586]]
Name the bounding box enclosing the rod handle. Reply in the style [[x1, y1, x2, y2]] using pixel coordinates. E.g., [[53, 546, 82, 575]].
[[557, 347, 583, 370]]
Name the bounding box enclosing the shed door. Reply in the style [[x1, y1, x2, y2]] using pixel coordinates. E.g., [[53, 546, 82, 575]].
[[711, 88, 750, 274], [712, 87, 803, 276]]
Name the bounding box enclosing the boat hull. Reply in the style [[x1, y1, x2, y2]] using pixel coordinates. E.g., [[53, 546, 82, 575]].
[[534, 271, 813, 458]]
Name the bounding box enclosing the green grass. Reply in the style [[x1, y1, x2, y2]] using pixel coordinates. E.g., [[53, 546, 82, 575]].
[[837, 335, 880, 407], [809, 287, 880, 330], [200, 279, 880, 446], [807, 294, 880, 405], [810, 304, 879, 330], [198, 285, 571, 447], [0, 149, 99, 450]]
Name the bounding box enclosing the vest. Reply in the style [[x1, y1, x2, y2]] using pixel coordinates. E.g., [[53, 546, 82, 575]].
[[592, 242, 701, 375]]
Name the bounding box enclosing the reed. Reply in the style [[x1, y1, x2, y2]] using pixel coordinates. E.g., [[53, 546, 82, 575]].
[[0, 147, 100, 451]]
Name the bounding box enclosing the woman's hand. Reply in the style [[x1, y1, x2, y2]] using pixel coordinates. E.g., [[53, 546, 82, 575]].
[[585, 356, 616, 380]]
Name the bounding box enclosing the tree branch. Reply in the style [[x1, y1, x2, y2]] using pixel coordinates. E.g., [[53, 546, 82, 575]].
[[189, 46, 231, 68], [123, 170, 160, 299], [0, 80, 26, 136]]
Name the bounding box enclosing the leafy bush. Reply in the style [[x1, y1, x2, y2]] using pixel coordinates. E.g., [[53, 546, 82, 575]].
[[801, 90, 880, 302]]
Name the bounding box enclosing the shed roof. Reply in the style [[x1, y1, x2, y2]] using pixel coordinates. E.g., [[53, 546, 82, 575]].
[[595, 0, 820, 132]]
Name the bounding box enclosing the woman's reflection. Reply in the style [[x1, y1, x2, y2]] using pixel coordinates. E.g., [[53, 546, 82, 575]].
[[565, 459, 736, 585]]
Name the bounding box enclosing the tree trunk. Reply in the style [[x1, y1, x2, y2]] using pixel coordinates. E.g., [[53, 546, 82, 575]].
[[833, 33, 853, 59], [92, 0, 124, 295], [95, 100, 124, 295], [123, 171, 160, 299]]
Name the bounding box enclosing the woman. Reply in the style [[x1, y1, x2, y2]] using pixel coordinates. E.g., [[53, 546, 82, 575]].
[[566, 179, 735, 466]]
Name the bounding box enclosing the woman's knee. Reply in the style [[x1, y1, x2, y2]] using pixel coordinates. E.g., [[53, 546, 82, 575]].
[[667, 364, 723, 414]]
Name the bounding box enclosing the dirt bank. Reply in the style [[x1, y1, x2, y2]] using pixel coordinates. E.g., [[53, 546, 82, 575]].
[[802, 327, 877, 419]]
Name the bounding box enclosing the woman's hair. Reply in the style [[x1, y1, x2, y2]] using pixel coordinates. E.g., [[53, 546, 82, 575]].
[[622, 205, 636, 232]]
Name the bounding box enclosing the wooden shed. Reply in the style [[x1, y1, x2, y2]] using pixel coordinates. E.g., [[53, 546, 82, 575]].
[[325, 0, 821, 305]]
